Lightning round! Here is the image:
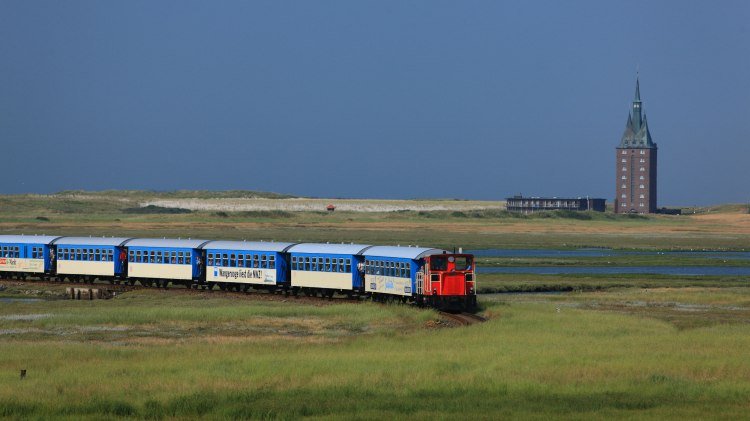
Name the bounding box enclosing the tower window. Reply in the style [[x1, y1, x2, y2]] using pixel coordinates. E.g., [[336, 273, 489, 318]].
[[621, 159, 626, 163], [640, 167, 645, 171], [639, 184, 645, 189], [622, 167, 627, 171], [640, 150, 645, 155], [640, 176, 644, 180], [621, 175, 626, 180]]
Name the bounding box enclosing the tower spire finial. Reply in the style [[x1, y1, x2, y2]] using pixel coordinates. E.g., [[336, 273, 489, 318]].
[[635, 72, 641, 102]]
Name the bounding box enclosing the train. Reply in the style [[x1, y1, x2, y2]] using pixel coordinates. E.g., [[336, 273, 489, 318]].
[[0, 234, 477, 311]]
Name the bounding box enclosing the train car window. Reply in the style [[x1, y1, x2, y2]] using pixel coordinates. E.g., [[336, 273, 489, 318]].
[[236, 254, 243, 267], [252, 254, 258, 268], [431, 256, 447, 271], [207, 253, 213, 266], [317, 257, 324, 272], [185, 253, 191, 265], [178, 252, 184, 264], [259, 255, 266, 269], [309, 257, 316, 271], [170, 251, 176, 264], [76, 249, 82, 261], [230, 254, 236, 267], [222, 253, 228, 266], [269, 255, 275, 269], [291, 256, 297, 270], [107, 250, 113, 261], [95, 250, 101, 261], [303, 257, 309, 271], [406, 263, 411, 276], [454, 256, 471, 270], [345, 259, 351, 273], [324, 258, 330, 271], [150, 251, 155, 263]]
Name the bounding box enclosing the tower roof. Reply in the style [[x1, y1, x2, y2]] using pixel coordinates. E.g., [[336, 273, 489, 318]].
[[619, 76, 656, 149]]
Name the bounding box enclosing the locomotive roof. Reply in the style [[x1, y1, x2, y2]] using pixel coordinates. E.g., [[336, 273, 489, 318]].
[[53, 237, 132, 246], [201, 240, 296, 252], [363, 246, 446, 260], [123, 238, 209, 248], [0, 235, 62, 245], [287, 243, 372, 255]]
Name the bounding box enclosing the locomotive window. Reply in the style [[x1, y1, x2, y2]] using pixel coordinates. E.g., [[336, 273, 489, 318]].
[[269, 255, 275, 269], [454, 256, 471, 270], [431, 256, 447, 271]]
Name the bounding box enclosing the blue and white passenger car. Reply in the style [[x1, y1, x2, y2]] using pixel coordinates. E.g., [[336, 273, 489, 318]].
[[53, 237, 131, 280], [362, 246, 444, 298], [201, 240, 295, 289], [287, 243, 370, 292], [0, 235, 60, 277], [126, 238, 208, 284]]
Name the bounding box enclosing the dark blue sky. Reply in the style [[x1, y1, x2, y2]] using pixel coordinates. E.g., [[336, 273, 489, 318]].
[[1, 1, 748, 205]]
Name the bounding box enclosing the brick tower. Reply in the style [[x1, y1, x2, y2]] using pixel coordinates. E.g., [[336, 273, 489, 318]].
[[615, 77, 657, 214]]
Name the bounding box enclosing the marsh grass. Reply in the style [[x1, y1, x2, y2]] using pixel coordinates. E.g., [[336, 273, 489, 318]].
[[1, 291, 750, 419]]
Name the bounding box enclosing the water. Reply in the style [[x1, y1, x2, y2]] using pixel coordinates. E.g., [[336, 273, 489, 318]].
[[469, 249, 750, 259], [478, 266, 750, 276], [0, 298, 43, 303]]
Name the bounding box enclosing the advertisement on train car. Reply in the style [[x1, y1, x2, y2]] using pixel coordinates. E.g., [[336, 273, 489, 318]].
[[0, 258, 44, 273], [207, 266, 276, 284]]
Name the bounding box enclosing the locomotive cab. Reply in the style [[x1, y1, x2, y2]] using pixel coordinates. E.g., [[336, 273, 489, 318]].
[[424, 253, 477, 312]]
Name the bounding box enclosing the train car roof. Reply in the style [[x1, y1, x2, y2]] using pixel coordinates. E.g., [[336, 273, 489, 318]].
[[201, 240, 296, 252], [287, 243, 372, 255], [53, 237, 132, 246], [123, 238, 209, 248], [0, 235, 62, 245], [363, 246, 446, 260]]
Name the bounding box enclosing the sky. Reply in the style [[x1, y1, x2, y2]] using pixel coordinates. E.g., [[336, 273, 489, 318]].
[[1, 1, 748, 206]]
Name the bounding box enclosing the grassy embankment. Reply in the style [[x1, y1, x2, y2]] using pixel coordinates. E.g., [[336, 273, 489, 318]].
[[1, 283, 750, 419], [1, 191, 749, 250]]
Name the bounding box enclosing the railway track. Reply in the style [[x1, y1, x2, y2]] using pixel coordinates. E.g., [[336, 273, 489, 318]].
[[439, 311, 487, 326], [1, 277, 484, 321]]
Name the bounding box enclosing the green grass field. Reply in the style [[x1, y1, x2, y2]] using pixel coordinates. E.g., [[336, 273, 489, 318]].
[[1, 191, 750, 419], [1, 283, 749, 419]]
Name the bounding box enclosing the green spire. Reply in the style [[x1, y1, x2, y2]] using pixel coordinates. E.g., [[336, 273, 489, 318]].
[[619, 75, 655, 149]]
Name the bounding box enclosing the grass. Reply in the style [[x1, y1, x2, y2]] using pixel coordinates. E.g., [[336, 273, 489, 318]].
[[1, 191, 750, 418], [476, 273, 750, 293], [2, 191, 750, 250], [1, 284, 750, 419]]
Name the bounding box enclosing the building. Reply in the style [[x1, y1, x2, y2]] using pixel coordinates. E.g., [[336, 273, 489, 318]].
[[615, 77, 658, 213], [505, 196, 606, 214]]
